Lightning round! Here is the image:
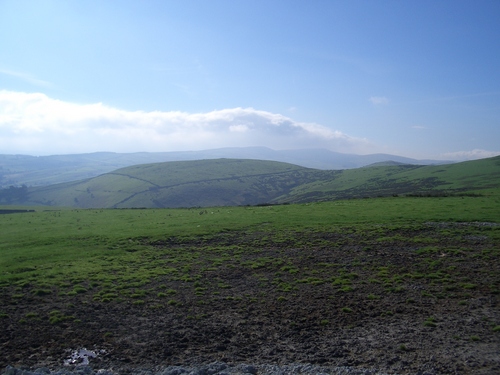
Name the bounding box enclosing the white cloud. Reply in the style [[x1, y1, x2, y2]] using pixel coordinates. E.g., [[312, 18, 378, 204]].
[[0, 90, 372, 155], [229, 124, 249, 132], [441, 149, 500, 161], [369, 96, 389, 105]]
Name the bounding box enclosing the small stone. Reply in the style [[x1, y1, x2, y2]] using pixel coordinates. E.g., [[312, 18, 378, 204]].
[[96, 370, 115, 375]]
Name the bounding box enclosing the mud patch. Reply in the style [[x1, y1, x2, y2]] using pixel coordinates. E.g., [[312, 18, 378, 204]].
[[1, 225, 499, 374]]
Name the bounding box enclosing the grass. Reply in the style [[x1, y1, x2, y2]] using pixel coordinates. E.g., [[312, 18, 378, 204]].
[[424, 317, 438, 327], [1, 192, 499, 312], [48, 310, 75, 324]]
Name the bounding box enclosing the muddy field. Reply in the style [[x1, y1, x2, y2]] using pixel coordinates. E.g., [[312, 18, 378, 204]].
[[1, 223, 499, 374]]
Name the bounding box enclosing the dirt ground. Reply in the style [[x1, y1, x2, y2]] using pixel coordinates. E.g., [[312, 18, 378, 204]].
[[1, 224, 499, 374]]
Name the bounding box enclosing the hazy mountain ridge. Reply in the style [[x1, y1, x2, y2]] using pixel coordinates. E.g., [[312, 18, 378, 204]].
[[0, 147, 450, 188]]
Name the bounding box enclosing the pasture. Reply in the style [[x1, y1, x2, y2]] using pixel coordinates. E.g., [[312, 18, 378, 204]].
[[1, 194, 499, 373]]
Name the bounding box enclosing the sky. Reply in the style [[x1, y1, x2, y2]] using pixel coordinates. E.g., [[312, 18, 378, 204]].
[[1, 0, 499, 161]]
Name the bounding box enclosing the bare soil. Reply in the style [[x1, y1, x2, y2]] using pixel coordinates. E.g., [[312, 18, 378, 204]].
[[1, 223, 499, 374]]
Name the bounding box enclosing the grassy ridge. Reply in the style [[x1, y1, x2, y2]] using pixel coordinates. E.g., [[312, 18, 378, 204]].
[[2, 156, 499, 209], [24, 159, 332, 208], [0, 149, 445, 189], [280, 156, 500, 203]]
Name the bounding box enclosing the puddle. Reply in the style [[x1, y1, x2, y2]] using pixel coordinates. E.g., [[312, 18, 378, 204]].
[[64, 348, 103, 366]]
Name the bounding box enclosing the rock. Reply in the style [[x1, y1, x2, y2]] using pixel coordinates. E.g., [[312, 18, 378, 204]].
[[2, 366, 19, 375], [158, 368, 188, 375], [235, 365, 257, 374]]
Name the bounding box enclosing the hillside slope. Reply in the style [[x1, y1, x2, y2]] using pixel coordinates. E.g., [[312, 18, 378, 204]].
[[23, 159, 336, 208], [0, 147, 448, 188], [276, 155, 500, 203], [2, 156, 499, 208]]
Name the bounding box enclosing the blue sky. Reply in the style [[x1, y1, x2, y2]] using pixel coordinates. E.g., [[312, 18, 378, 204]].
[[1, 0, 499, 160]]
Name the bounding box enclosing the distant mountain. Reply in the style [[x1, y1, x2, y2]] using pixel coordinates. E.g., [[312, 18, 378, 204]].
[[0, 147, 451, 188], [2, 156, 498, 209]]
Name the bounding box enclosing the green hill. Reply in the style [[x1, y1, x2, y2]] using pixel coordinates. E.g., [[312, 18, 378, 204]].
[[0, 148, 448, 188], [2, 156, 499, 208], [279, 155, 500, 203], [21, 159, 335, 208]]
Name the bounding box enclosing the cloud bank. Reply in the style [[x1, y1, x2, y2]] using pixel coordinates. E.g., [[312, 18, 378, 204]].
[[0, 90, 370, 156]]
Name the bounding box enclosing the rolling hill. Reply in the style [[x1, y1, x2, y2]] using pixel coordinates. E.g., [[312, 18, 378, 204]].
[[0, 147, 448, 188], [2, 156, 498, 209], [278, 155, 500, 203], [18, 159, 336, 208]]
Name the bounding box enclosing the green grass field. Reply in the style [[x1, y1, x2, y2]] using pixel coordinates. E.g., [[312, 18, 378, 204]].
[[2, 192, 500, 372], [2, 192, 499, 293]]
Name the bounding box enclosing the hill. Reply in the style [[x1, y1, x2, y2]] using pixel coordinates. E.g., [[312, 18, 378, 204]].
[[19, 159, 335, 208], [2, 156, 499, 209], [0, 147, 448, 188], [278, 155, 500, 203]]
